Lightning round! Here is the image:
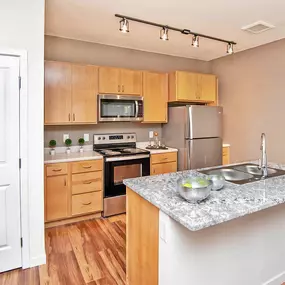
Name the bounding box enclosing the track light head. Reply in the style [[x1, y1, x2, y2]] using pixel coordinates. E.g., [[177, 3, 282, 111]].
[[119, 18, 129, 33], [227, 43, 234, 54], [192, 35, 199, 48], [160, 27, 169, 41]]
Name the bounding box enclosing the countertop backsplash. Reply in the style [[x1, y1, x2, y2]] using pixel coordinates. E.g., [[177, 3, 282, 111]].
[[44, 123, 162, 147]]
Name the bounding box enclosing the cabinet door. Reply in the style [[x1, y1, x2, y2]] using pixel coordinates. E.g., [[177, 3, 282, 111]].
[[176, 71, 198, 101], [199, 74, 217, 102], [98, 67, 121, 94], [46, 175, 69, 221], [121, 69, 142, 95], [44, 61, 72, 124], [151, 162, 177, 175], [143, 72, 168, 123], [71, 65, 98, 123]]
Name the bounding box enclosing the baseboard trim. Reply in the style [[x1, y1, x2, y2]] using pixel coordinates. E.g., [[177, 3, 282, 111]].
[[263, 270, 285, 285], [28, 254, 46, 268]]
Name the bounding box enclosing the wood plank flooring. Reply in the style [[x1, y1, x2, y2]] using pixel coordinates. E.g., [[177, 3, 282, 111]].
[[0, 215, 126, 285]]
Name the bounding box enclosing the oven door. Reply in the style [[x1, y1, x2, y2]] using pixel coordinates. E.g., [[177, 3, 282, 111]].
[[103, 155, 150, 216], [98, 94, 143, 122]]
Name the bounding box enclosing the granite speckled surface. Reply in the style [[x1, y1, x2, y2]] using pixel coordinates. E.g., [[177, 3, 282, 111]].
[[124, 162, 285, 231]]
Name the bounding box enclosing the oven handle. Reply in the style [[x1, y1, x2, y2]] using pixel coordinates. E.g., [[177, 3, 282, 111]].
[[135, 100, 139, 118], [106, 154, 150, 162]]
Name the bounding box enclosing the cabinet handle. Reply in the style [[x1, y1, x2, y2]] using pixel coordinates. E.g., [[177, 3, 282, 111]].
[[118, 85, 121, 92], [73, 114, 75, 121], [68, 114, 71, 121], [52, 168, 62, 172], [64, 178, 67, 186], [82, 165, 92, 169], [83, 181, 92, 184], [122, 85, 124, 92], [82, 202, 92, 206]]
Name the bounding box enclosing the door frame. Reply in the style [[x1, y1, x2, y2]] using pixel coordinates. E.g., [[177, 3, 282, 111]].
[[0, 48, 30, 269]]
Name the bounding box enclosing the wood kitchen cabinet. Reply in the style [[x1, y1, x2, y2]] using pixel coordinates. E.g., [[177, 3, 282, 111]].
[[45, 159, 103, 226], [150, 152, 177, 175], [98, 67, 142, 95], [44, 61, 98, 125], [222, 146, 230, 165], [143, 71, 168, 123], [169, 71, 217, 103]]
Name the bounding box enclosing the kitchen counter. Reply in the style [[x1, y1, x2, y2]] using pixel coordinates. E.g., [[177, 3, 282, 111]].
[[44, 149, 103, 164], [125, 162, 285, 285], [124, 161, 285, 231], [136, 142, 178, 154]]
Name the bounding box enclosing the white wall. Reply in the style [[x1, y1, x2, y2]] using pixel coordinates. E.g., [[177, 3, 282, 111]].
[[0, 0, 45, 266]]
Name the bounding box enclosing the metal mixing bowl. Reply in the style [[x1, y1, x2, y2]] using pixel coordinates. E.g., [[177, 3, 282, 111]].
[[177, 177, 212, 203], [208, 174, 225, 191]]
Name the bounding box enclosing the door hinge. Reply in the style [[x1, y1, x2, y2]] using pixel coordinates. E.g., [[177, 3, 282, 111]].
[[19, 158, 22, 169], [19, 76, 22, 90], [20, 238, 23, 247]]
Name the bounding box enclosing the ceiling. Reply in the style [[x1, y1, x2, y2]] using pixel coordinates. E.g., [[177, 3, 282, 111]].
[[45, 0, 285, 61]]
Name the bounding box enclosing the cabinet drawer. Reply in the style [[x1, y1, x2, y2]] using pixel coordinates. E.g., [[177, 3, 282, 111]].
[[151, 152, 177, 164], [72, 192, 102, 216], [71, 159, 103, 174], [151, 162, 177, 175], [72, 171, 102, 195], [46, 163, 68, 176]]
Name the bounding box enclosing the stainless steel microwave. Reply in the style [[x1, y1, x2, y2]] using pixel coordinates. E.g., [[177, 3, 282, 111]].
[[98, 94, 144, 122]]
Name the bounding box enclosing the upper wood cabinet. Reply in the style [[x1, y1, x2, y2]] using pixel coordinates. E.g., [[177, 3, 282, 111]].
[[98, 67, 142, 95], [44, 61, 72, 124], [143, 71, 168, 123], [169, 71, 217, 103], [44, 61, 98, 125], [71, 65, 98, 123]]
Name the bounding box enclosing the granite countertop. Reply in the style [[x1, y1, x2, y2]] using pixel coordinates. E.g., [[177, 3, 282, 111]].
[[124, 162, 285, 231], [136, 142, 178, 154]]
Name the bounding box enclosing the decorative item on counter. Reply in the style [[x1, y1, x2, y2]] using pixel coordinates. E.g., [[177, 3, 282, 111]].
[[78, 137, 85, 153], [65, 138, 72, 154], [49, 139, 56, 156]]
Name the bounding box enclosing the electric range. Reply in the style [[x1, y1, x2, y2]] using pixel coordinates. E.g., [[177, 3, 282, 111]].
[[93, 133, 150, 217]]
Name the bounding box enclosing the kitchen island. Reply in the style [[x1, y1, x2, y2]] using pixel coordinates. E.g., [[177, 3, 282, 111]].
[[124, 162, 285, 285]]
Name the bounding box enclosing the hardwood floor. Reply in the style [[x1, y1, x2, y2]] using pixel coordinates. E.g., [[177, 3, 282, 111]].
[[0, 215, 126, 285]]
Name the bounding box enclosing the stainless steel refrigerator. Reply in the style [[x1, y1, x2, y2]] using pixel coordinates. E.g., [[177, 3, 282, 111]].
[[162, 105, 223, 170]]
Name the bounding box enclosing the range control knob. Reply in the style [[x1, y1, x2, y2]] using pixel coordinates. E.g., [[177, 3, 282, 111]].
[[127, 136, 130, 139], [98, 137, 101, 140], [102, 137, 106, 140], [131, 135, 134, 139]]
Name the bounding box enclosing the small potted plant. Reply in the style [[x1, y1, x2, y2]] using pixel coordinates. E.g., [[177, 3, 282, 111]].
[[49, 139, 56, 155], [78, 137, 85, 153], [65, 138, 72, 154]]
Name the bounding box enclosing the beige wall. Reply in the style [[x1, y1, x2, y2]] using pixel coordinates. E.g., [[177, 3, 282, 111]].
[[211, 39, 285, 163], [44, 35, 212, 145]]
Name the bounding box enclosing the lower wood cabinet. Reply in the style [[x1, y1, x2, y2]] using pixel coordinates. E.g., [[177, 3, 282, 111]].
[[45, 159, 103, 224], [222, 146, 230, 165], [150, 152, 178, 175]]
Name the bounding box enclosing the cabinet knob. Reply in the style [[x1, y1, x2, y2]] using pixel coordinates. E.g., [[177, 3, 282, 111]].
[[73, 114, 75, 121], [68, 114, 71, 121], [122, 85, 125, 92], [118, 85, 121, 92]]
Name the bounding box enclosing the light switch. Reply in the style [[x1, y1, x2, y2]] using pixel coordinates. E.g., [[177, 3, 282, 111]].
[[84, 133, 89, 142], [149, 131, 154, 139], [63, 134, 69, 143]]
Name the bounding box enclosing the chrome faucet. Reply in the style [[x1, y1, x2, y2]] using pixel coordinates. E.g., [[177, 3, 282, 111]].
[[259, 133, 268, 178]]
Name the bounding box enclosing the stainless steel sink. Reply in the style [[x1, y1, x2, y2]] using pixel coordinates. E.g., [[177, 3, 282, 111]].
[[199, 163, 285, 185], [234, 164, 277, 176], [207, 168, 254, 181]]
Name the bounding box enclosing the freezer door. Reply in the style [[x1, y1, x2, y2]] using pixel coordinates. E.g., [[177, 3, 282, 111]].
[[188, 138, 222, 169], [187, 106, 223, 139]]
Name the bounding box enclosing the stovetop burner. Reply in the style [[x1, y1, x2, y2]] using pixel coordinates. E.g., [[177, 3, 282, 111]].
[[96, 147, 149, 157]]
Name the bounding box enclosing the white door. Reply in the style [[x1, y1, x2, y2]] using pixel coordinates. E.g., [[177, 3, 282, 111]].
[[0, 55, 22, 272]]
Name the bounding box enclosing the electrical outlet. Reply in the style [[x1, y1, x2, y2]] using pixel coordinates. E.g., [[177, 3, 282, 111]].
[[84, 134, 89, 142], [63, 134, 69, 143], [149, 131, 154, 139]]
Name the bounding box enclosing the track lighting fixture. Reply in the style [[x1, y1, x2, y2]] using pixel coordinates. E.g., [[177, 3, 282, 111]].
[[119, 18, 129, 33], [227, 43, 234, 54], [192, 35, 199, 48], [115, 14, 237, 55], [160, 27, 169, 41]]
